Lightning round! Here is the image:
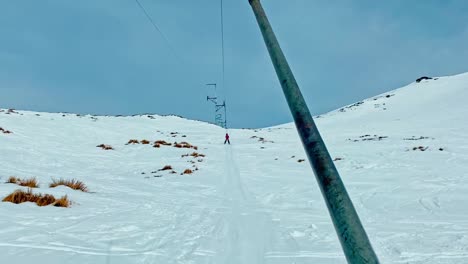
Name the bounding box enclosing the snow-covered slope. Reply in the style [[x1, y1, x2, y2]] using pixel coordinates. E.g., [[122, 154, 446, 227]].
[[1, 72, 467, 264]]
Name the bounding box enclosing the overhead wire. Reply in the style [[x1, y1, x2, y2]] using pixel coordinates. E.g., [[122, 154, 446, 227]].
[[134, 0, 182, 62], [133, 0, 228, 129], [220, 0, 228, 130], [220, 0, 226, 92]]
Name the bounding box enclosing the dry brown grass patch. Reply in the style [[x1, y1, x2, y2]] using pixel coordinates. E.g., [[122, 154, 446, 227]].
[[54, 195, 71, 207], [6, 176, 39, 187], [2, 189, 71, 207], [36, 194, 57, 206], [19, 177, 39, 188], [155, 140, 171, 146], [3, 189, 39, 204], [182, 169, 193, 175], [191, 152, 206, 158], [182, 152, 206, 158], [127, 139, 140, 144], [174, 141, 197, 149], [180, 142, 192, 148], [141, 139, 151, 145], [97, 144, 114, 150], [6, 176, 19, 184], [50, 178, 88, 192], [159, 165, 173, 171]]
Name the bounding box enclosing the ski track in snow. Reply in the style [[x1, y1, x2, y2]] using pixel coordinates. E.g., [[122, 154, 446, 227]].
[[195, 145, 287, 264]]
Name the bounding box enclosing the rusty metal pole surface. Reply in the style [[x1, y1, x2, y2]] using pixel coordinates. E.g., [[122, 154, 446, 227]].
[[248, 0, 379, 263]]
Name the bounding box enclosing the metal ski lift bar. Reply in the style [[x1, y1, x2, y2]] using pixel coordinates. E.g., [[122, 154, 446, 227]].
[[248, 0, 379, 263], [206, 83, 227, 128]]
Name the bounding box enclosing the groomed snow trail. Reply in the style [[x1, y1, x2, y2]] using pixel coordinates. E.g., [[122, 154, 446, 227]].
[[211, 145, 273, 263]]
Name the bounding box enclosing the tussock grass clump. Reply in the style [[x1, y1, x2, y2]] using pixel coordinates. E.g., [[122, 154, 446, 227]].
[[192, 152, 205, 158], [174, 141, 198, 150], [2, 189, 71, 207], [413, 146, 428, 151], [37, 194, 57, 206], [19, 177, 40, 188], [179, 142, 192, 148], [155, 140, 171, 146], [182, 169, 193, 175], [126, 139, 140, 145], [6, 177, 39, 188], [181, 152, 205, 158], [97, 144, 114, 150], [50, 178, 88, 192], [159, 165, 173, 171], [3, 189, 39, 204], [141, 139, 151, 145], [0, 127, 13, 134], [54, 195, 71, 207], [6, 176, 19, 184]]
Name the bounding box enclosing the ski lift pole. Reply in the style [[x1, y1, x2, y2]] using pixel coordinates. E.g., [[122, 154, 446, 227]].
[[248, 0, 379, 263]]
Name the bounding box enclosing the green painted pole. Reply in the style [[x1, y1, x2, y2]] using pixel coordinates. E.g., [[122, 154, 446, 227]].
[[248, 0, 379, 263]]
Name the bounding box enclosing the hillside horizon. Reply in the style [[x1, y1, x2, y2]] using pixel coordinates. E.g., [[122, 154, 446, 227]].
[[1, 70, 467, 263]]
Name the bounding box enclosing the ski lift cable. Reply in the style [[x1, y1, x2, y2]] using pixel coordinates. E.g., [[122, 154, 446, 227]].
[[220, 0, 226, 93], [220, 0, 229, 130], [134, 0, 182, 62], [134, 0, 210, 108]]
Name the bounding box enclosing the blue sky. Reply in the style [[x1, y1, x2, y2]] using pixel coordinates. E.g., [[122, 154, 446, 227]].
[[1, 0, 467, 128]]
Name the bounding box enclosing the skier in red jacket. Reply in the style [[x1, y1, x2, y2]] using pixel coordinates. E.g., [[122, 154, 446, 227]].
[[224, 133, 230, 144]]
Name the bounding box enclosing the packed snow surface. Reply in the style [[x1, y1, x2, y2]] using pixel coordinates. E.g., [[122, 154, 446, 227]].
[[1, 72, 468, 263]]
